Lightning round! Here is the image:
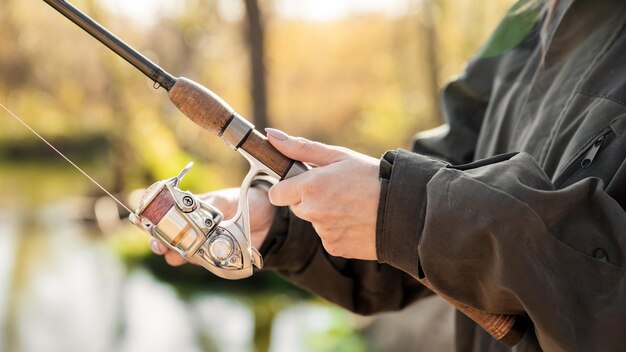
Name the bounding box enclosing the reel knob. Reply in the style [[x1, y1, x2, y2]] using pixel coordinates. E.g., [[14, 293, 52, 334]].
[[209, 235, 234, 261]]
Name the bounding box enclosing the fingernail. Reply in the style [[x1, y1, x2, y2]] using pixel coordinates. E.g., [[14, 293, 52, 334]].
[[265, 128, 288, 141], [150, 240, 162, 254]]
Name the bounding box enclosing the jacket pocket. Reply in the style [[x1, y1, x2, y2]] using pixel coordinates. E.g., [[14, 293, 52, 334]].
[[553, 125, 616, 189]]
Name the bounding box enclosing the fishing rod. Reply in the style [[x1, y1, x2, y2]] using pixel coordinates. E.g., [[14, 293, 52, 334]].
[[41, 0, 308, 281], [41, 0, 305, 180], [38, 0, 526, 346], [42, 1, 175, 90]]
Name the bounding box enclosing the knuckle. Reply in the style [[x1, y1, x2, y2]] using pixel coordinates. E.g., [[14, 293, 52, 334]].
[[333, 146, 350, 156], [299, 201, 321, 221], [299, 180, 318, 197], [324, 209, 343, 222], [296, 138, 313, 152], [295, 138, 322, 154], [290, 203, 308, 220], [320, 228, 336, 244], [323, 241, 343, 257], [325, 230, 340, 244], [301, 173, 324, 195]]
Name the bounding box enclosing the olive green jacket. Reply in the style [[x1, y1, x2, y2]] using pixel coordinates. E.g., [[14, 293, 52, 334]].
[[260, 0, 626, 350]]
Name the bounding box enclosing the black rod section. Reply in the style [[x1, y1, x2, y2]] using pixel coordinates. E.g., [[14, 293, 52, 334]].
[[42, 0, 177, 91]]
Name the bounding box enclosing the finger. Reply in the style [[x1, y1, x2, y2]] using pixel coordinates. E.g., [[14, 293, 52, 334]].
[[150, 239, 169, 255], [265, 128, 345, 166], [268, 176, 303, 206], [289, 201, 312, 222], [164, 251, 187, 266], [199, 191, 237, 218], [212, 200, 236, 219]]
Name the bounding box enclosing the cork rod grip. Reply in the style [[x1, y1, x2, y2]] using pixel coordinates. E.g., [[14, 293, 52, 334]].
[[168, 77, 296, 177], [419, 278, 526, 347]]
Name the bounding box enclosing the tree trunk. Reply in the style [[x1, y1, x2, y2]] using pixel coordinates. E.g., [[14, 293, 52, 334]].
[[244, 0, 269, 130], [420, 0, 443, 125]]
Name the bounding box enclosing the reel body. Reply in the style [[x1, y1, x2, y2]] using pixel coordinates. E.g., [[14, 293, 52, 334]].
[[129, 162, 263, 280], [129, 114, 306, 280]]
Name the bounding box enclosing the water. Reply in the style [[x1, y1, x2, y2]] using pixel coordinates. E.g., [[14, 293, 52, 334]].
[[0, 198, 257, 352], [0, 210, 19, 348], [0, 169, 452, 352], [0, 199, 369, 352]]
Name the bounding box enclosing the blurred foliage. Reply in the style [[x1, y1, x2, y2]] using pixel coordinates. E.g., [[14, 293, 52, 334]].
[[0, 0, 515, 195], [302, 307, 367, 352], [477, 0, 539, 58]]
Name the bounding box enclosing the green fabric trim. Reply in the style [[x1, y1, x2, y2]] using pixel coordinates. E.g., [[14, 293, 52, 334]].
[[477, 0, 540, 58]]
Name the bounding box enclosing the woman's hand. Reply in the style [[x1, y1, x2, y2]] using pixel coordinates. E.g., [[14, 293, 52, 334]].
[[149, 185, 275, 266], [265, 128, 380, 260]]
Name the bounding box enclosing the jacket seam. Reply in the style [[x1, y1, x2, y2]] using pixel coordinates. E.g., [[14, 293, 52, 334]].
[[577, 90, 626, 107]]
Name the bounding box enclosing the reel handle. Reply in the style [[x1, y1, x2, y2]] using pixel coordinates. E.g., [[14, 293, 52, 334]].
[[168, 77, 307, 179], [419, 278, 526, 347]]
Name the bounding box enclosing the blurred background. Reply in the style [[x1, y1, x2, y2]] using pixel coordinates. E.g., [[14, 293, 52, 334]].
[[0, 0, 513, 351]]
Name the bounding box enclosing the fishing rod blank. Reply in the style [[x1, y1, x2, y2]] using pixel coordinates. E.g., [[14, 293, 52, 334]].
[[42, 0, 176, 91]]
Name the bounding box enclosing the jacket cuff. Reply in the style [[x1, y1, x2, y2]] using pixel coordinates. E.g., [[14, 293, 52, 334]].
[[376, 149, 447, 275], [258, 205, 320, 272]]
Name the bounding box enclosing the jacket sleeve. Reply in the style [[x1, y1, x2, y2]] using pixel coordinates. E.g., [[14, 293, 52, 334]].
[[377, 149, 626, 351], [259, 206, 431, 315]]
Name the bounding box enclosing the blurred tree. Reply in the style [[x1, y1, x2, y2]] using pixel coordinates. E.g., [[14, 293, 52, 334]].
[[86, 0, 135, 195], [0, 1, 33, 90], [420, 0, 442, 125], [244, 0, 269, 130]]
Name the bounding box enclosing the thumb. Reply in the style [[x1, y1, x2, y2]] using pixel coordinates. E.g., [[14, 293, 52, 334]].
[[265, 128, 345, 166]]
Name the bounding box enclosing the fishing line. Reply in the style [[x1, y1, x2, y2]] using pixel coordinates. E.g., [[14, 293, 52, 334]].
[[0, 101, 132, 214]]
